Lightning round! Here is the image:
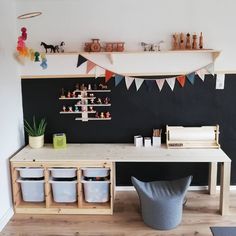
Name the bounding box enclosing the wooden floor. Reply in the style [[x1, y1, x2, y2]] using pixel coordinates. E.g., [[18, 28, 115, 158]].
[[2, 190, 236, 236]]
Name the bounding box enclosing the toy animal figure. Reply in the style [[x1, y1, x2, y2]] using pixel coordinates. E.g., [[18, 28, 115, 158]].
[[40, 42, 57, 53], [55, 42, 65, 53], [99, 84, 108, 89]]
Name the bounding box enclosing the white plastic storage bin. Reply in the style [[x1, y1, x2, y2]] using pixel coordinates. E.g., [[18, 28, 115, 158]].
[[17, 179, 45, 202], [16, 167, 44, 178], [82, 179, 110, 203], [49, 168, 77, 178], [49, 179, 77, 203], [81, 167, 109, 177]]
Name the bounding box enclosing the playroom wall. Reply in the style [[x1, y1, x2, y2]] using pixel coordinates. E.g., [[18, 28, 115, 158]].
[[15, 0, 236, 185], [0, 0, 24, 232]]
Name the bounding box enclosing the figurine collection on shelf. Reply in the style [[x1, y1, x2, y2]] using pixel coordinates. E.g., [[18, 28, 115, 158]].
[[172, 32, 204, 50], [40, 41, 65, 53], [59, 83, 111, 121], [141, 40, 164, 52], [84, 39, 125, 52]]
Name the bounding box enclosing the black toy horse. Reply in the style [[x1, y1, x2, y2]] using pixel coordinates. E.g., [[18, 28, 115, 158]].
[[40, 42, 56, 53]]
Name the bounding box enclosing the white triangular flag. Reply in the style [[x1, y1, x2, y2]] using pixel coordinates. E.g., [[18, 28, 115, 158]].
[[196, 68, 207, 81], [95, 66, 105, 78], [156, 79, 165, 91], [206, 63, 215, 75], [166, 77, 176, 91], [135, 78, 144, 91], [125, 76, 134, 90], [216, 74, 225, 90]]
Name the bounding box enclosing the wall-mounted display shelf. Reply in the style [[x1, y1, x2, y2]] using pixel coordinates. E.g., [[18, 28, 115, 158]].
[[59, 88, 111, 122], [20, 49, 221, 79]]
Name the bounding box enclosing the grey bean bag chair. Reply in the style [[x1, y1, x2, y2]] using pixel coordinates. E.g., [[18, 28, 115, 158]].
[[131, 175, 192, 230]]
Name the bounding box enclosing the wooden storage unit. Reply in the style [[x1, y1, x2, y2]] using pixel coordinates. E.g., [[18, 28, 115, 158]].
[[11, 148, 115, 215]]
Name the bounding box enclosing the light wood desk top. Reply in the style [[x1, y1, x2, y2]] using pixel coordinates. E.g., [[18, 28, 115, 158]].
[[11, 144, 231, 163]]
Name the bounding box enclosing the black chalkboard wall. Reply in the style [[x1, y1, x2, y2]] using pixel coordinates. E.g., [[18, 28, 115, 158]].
[[22, 75, 236, 186]]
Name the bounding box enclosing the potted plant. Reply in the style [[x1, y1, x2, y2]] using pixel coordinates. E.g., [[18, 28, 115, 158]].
[[24, 116, 47, 148]]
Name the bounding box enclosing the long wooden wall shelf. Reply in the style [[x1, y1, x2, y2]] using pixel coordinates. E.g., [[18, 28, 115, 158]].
[[20, 50, 221, 79]]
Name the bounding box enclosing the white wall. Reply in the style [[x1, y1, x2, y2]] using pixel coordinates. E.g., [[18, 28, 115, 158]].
[[16, 0, 236, 76], [0, 0, 24, 232]]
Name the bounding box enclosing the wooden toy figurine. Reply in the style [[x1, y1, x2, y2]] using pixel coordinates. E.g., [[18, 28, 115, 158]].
[[105, 112, 111, 118], [99, 84, 108, 89], [192, 33, 198, 49], [62, 106, 66, 112], [97, 98, 102, 104], [68, 106, 73, 112], [75, 106, 79, 112], [179, 33, 185, 50], [61, 88, 65, 98], [100, 112, 105, 118], [172, 33, 179, 50], [104, 97, 110, 104], [199, 32, 203, 49], [95, 112, 99, 118], [186, 33, 191, 49], [67, 91, 71, 98]]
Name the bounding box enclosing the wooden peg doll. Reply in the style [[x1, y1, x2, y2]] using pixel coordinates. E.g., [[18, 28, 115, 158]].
[[199, 32, 203, 49], [186, 33, 191, 49], [172, 33, 179, 50], [179, 33, 185, 50], [192, 33, 198, 49]]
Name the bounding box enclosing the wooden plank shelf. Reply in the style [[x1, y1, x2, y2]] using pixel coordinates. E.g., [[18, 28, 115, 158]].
[[59, 97, 96, 100], [74, 104, 111, 107], [60, 111, 96, 114], [75, 117, 112, 121]]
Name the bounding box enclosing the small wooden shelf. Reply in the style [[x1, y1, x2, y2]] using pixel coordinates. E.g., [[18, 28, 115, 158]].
[[75, 117, 111, 121], [74, 89, 111, 93], [60, 111, 96, 114], [59, 97, 96, 100], [74, 104, 111, 107]]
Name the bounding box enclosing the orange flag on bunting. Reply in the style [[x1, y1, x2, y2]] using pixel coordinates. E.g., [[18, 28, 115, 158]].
[[105, 70, 114, 83], [176, 75, 186, 87]]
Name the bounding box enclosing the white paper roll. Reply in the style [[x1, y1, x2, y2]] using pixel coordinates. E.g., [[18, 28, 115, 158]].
[[169, 128, 215, 141]]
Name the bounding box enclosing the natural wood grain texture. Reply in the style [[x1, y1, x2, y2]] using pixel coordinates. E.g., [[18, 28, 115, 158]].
[[220, 162, 231, 215], [10, 144, 231, 163], [208, 162, 217, 195], [2, 190, 236, 236]]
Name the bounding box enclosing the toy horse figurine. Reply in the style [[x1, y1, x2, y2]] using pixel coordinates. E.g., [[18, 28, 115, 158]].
[[40, 42, 57, 53]]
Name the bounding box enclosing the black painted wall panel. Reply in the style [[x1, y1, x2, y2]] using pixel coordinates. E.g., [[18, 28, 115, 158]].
[[21, 75, 236, 186]]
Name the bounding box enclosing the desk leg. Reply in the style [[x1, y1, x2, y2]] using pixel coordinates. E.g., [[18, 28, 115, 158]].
[[220, 162, 231, 215], [208, 162, 217, 195]]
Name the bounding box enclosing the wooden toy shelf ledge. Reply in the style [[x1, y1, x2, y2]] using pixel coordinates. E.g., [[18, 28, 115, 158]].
[[20, 49, 221, 79]]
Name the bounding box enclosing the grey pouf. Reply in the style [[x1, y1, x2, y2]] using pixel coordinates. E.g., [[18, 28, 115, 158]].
[[131, 175, 192, 230]]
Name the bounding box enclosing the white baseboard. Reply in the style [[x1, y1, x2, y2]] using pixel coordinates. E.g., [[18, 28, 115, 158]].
[[0, 207, 14, 232], [116, 185, 236, 191]]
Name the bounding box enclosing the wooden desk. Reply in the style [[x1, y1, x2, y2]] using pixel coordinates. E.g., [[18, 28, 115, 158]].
[[10, 144, 231, 215]]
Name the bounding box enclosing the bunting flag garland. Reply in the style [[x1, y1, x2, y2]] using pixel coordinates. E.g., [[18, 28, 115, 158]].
[[196, 68, 207, 81], [176, 75, 186, 87], [166, 77, 176, 91], [115, 74, 124, 87], [77, 55, 87, 68], [206, 63, 215, 75], [105, 70, 114, 83], [135, 78, 144, 91], [156, 79, 165, 91], [86, 60, 96, 74], [95, 66, 105, 78], [125, 76, 134, 89], [76, 54, 224, 92], [187, 72, 195, 85]]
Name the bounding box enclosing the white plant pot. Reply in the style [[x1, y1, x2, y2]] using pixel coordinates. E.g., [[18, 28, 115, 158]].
[[29, 135, 44, 148]]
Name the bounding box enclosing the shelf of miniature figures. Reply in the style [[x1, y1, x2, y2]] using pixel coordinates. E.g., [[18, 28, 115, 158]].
[[59, 97, 96, 100], [74, 104, 111, 107], [75, 117, 112, 121], [73, 90, 111, 93], [60, 111, 96, 114]]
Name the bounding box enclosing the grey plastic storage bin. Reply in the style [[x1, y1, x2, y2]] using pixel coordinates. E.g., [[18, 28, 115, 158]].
[[81, 167, 109, 177], [17, 179, 45, 202], [16, 167, 44, 178], [49, 179, 77, 203], [49, 168, 77, 178], [81, 179, 110, 203]]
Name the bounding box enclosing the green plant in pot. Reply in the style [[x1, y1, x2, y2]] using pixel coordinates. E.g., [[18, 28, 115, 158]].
[[24, 116, 47, 148]]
